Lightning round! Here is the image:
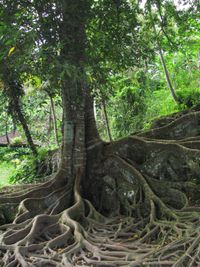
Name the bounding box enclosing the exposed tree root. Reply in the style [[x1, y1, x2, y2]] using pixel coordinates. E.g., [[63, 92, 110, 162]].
[[1, 110, 200, 266]]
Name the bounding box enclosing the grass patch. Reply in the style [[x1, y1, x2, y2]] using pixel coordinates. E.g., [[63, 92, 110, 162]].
[[0, 162, 15, 187]]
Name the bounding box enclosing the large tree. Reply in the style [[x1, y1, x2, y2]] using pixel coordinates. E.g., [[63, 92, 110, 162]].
[[0, 1, 200, 266]]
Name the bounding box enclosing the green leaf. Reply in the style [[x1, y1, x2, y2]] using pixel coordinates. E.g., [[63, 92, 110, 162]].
[[8, 46, 16, 57]]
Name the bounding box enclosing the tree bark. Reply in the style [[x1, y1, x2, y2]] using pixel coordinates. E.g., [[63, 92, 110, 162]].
[[49, 95, 59, 147], [5, 111, 10, 145], [61, 78, 86, 179], [85, 92, 101, 146], [59, 0, 93, 179], [1, 65, 38, 156], [47, 106, 52, 136], [102, 99, 112, 142], [15, 104, 38, 156], [158, 48, 180, 104]]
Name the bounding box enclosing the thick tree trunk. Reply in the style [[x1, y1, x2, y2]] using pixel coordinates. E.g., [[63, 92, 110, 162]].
[[60, 78, 86, 179], [61, 79, 101, 186], [59, 0, 95, 180], [85, 92, 101, 146]]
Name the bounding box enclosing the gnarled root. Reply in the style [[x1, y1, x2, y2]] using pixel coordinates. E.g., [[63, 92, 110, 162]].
[[1, 110, 200, 266]]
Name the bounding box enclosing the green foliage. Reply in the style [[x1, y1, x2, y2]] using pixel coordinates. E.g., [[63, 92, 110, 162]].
[[9, 157, 36, 184], [97, 44, 200, 139], [9, 148, 49, 184], [0, 147, 51, 185], [22, 88, 62, 146], [0, 147, 30, 186], [10, 136, 23, 145], [104, 72, 147, 138], [177, 88, 200, 108], [143, 89, 179, 128], [0, 161, 15, 187], [0, 147, 30, 162]]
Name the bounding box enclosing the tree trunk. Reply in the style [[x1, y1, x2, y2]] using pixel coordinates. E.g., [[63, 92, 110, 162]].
[[158, 48, 180, 104], [85, 92, 101, 146], [61, 78, 86, 179], [15, 104, 38, 156], [148, 5, 180, 104], [5, 111, 10, 145], [102, 99, 112, 142], [47, 105, 52, 136], [1, 65, 38, 156], [59, 0, 92, 180], [49, 95, 59, 147]]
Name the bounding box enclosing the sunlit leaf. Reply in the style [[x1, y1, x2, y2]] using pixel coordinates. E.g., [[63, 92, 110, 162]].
[[8, 46, 16, 57]]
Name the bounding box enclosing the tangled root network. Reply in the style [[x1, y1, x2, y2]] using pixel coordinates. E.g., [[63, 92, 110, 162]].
[[1, 109, 200, 267]]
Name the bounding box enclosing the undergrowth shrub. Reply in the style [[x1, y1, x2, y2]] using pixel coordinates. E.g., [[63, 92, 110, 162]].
[[10, 136, 23, 146], [0, 145, 59, 185], [9, 148, 49, 184], [177, 88, 200, 108]]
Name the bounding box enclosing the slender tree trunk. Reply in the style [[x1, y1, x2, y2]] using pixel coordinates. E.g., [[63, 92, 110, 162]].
[[158, 48, 179, 103], [15, 104, 37, 156], [5, 111, 10, 145], [148, 5, 179, 104], [198, 51, 200, 86], [1, 65, 38, 156], [102, 99, 112, 142], [5, 127, 10, 145], [48, 106, 52, 136], [49, 95, 59, 147], [13, 120, 17, 134]]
